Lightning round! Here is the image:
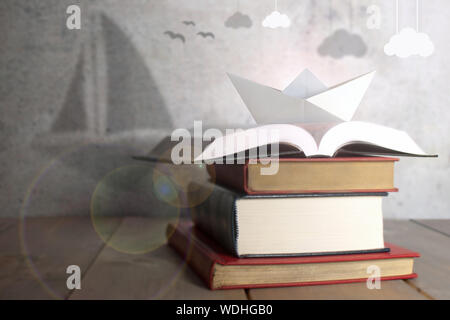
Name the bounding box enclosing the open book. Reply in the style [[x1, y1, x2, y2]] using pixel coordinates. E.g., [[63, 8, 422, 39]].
[[196, 121, 434, 160]]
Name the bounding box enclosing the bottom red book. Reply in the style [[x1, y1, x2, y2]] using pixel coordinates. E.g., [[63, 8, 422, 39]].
[[167, 221, 419, 290]]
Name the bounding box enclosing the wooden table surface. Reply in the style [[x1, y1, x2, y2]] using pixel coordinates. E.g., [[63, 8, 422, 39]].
[[1, 217, 449, 300]]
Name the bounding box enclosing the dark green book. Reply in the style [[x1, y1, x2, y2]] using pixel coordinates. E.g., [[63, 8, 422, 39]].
[[189, 182, 389, 258]]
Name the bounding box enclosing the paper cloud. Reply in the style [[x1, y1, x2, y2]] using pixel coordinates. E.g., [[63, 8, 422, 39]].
[[262, 11, 290, 29], [225, 11, 253, 29], [384, 27, 434, 58], [318, 29, 367, 58]]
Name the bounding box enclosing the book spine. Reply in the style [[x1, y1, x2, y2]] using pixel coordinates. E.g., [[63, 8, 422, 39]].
[[166, 224, 215, 289], [189, 182, 240, 257], [208, 163, 246, 193]]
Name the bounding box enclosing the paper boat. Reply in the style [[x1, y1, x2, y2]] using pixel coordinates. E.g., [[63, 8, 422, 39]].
[[228, 69, 376, 123]]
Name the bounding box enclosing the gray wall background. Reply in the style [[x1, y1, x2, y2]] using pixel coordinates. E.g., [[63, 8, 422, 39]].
[[0, 0, 448, 218]]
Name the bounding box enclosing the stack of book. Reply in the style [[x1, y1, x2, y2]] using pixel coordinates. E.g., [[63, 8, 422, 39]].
[[168, 157, 420, 290], [165, 70, 433, 290]]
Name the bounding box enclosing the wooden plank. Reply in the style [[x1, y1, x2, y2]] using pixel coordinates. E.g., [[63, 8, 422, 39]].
[[249, 219, 444, 300], [0, 218, 46, 299], [0, 216, 121, 299], [384, 220, 450, 299], [249, 280, 427, 300], [5, 217, 447, 300], [251, 219, 450, 300], [0, 218, 17, 252], [413, 219, 450, 237], [70, 217, 247, 299]]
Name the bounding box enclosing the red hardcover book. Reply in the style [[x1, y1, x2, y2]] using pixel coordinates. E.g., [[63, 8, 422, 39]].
[[207, 157, 399, 195], [167, 221, 419, 290]]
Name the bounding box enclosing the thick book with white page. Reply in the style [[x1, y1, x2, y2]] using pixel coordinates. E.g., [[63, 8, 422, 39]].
[[196, 121, 435, 161]]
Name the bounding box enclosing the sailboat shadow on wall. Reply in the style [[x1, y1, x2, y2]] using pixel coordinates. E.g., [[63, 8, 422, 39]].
[[38, 12, 173, 145]]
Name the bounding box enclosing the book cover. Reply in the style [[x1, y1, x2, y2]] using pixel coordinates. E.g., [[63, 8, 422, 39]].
[[189, 181, 388, 257], [208, 156, 399, 195]]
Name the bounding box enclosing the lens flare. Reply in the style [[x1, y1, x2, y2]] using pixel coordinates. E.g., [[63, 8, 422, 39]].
[[153, 171, 179, 204], [90, 164, 181, 254], [151, 148, 216, 208], [19, 143, 188, 298], [20, 143, 95, 299]]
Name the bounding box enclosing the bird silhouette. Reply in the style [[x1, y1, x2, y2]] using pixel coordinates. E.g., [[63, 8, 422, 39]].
[[196, 31, 215, 39], [182, 21, 196, 26], [163, 31, 185, 43]]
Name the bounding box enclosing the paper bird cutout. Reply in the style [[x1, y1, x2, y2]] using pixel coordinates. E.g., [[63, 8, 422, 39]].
[[228, 69, 375, 123]]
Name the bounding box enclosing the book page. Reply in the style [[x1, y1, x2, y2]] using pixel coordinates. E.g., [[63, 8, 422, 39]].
[[296, 122, 340, 146], [318, 121, 432, 157]]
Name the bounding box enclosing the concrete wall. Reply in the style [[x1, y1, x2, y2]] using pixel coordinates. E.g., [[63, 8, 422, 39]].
[[1, 0, 448, 218]]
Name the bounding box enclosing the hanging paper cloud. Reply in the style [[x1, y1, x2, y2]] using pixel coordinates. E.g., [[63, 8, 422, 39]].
[[384, 27, 434, 58], [225, 11, 253, 29], [262, 11, 290, 29], [318, 29, 367, 58]]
